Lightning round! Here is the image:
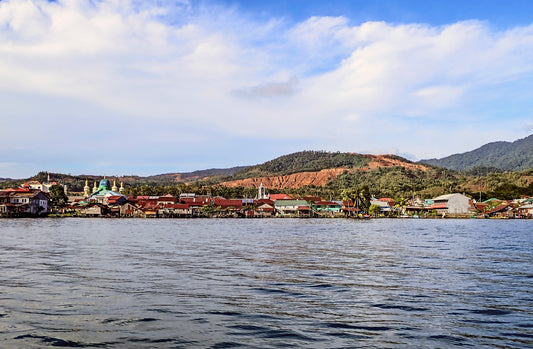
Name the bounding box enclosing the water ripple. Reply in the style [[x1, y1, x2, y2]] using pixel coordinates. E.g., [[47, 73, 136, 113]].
[[0, 218, 531, 348]]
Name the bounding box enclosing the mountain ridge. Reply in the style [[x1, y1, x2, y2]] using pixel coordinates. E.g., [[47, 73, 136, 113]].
[[420, 134, 533, 171]]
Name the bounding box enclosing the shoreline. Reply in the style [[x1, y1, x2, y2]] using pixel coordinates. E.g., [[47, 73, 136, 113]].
[[1, 214, 529, 220]]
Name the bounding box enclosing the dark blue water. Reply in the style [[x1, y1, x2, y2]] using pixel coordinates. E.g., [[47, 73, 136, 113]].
[[0, 218, 531, 348]]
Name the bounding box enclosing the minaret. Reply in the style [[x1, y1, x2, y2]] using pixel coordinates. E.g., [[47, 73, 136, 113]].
[[84, 180, 91, 197], [112, 179, 118, 192], [119, 182, 124, 194]]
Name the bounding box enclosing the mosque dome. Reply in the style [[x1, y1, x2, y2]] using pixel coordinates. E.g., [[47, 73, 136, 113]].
[[99, 178, 111, 190]]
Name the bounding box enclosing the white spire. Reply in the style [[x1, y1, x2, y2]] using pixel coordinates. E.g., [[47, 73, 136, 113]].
[[257, 181, 267, 199]]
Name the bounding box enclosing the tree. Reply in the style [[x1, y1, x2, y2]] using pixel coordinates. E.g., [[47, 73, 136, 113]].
[[369, 204, 381, 217], [341, 185, 371, 216], [49, 184, 68, 207]]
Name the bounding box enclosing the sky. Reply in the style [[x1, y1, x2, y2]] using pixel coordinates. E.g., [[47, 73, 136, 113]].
[[1, 0, 532, 178]]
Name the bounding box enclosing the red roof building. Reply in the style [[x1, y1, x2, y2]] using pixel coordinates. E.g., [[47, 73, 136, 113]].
[[270, 193, 292, 201]]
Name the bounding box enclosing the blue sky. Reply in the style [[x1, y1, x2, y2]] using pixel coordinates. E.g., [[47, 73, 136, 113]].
[[1, 0, 532, 178]]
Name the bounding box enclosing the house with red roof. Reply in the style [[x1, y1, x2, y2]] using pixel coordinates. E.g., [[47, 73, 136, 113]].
[[107, 195, 127, 206], [303, 196, 323, 204], [80, 203, 107, 217], [274, 199, 311, 216], [255, 202, 275, 217], [157, 195, 177, 206], [270, 193, 292, 201], [0, 189, 50, 216], [119, 202, 143, 218]]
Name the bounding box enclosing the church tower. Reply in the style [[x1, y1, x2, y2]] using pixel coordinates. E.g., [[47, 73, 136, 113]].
[[112, 179, 118, 192], [84, 180, 91, 197], [119, 182, 124, 194], [257, 181, 267, 200], [92, 181, 98, 193]]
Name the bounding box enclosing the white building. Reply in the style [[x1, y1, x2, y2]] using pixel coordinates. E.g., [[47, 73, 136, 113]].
[[370, 199, 392, 212], [430, 193, 472, 214]]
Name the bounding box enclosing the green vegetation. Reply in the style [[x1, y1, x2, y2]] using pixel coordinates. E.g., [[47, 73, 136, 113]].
[[232, 151, 370, 179], [421, 134, 533, 171], [49, 184, 68, 208], [341, 186, 371, 213], [2, 150, 532, 202], [326, 166, 464, 200]]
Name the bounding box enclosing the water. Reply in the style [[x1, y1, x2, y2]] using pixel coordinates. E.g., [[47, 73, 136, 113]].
[[0, 218, 531, 348]]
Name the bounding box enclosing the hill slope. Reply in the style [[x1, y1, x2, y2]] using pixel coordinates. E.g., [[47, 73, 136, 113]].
[[145, 166, 249, 183], [421, 134, 533, 171], [222, 151, 430, 189]]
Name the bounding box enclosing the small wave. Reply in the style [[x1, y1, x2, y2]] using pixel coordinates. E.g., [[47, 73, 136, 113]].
[[427, 334, 471, 346], [208, 310, 243, 316], [127, 337, 193, 345], [462, 319, 505, 325], [325, 331, 368, 339], [251, 287, 302, 296], [372, 303, 429, 312], [470, 309, 512, 316], [259, 328, 318, 341], [14, 334, 112, 347], [501, 332, 533, 339], [307, 283, 335, 289], [210, 341, 246, 348], [137, 317, 158, 322], [228, 324, 270, 332], [323, 322, 393, 332], [517, 323, 533, 328], [101, 317, 159, 325], [146, 308, 184, 314], [227, 324, 319, 342]]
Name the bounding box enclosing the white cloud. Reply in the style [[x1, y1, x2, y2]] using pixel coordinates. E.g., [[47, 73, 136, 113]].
[[0, 0, 532, 177]]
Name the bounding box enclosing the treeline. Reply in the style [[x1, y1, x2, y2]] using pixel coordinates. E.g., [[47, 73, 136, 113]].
[[122, 182, 259, 199], [325, 166, 465, 200]]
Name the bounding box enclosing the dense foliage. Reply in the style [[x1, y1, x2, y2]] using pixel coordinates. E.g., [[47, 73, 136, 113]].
[[49, 184, 68, 207], [325, 166, 465, 200], [145, 166, 249, 182], [421, 134, 533, 171], [232, 151, 371, 179]]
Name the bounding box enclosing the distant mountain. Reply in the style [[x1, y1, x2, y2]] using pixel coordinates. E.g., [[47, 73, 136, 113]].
[[145, 166, 249, 182], [420, 134, 533, 171], [0, 167, 249, 191]]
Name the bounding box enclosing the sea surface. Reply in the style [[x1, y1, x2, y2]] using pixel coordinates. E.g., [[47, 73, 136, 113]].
[[0, 218, 531, 348]]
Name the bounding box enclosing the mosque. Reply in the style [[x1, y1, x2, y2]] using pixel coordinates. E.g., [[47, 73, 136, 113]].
[[84, 177, 125, 203]]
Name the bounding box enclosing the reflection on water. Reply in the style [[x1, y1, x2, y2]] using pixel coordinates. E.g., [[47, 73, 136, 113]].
[[0, 218, 531, 348]]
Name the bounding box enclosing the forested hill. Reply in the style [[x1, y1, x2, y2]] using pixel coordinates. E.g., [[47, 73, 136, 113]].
[[144, 166, 249, 182], [230, 151, 372, 179], [420, 134, 533, 171]]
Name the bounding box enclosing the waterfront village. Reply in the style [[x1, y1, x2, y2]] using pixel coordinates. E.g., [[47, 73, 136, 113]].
[[1, 176, 533, 219]]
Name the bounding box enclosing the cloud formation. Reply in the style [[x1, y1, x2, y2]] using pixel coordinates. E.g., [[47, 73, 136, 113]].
[[0, 0, 532, 177]]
